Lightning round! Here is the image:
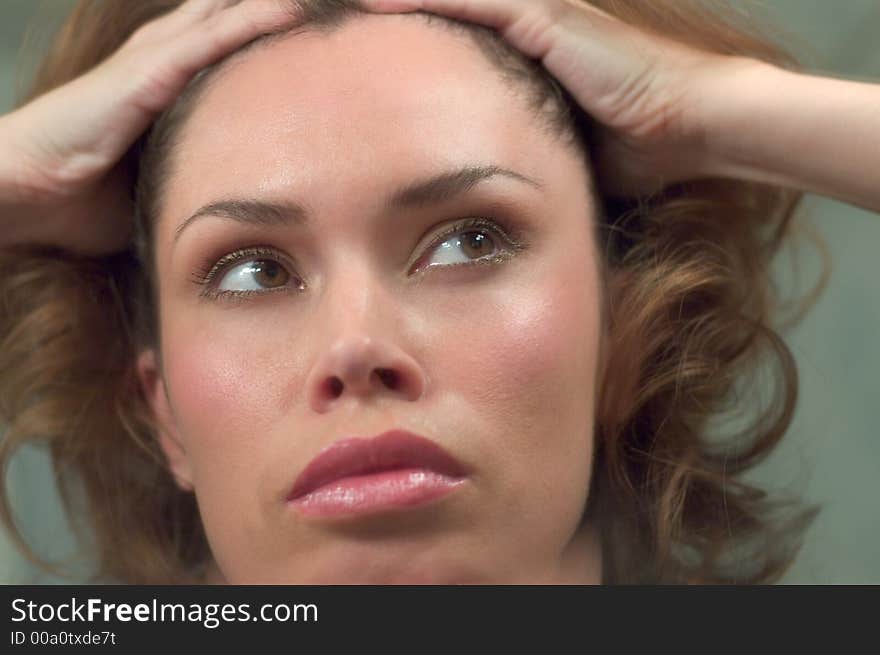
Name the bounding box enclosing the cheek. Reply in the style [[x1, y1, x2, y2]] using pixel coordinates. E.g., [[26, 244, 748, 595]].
[[160, 324, 291, 566], [160, 327, 284, 470], [447, 253, 601, 510], [462, 257, 600, 433]]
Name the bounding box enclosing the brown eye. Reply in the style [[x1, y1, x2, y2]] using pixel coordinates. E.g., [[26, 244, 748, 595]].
[[250, 259, 287, 288], [216, 258, 292, 293], [419, 223, 508, 271], [460, 231, 495, 259]]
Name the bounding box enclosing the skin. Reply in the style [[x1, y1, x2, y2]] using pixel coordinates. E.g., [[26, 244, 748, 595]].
[[136, 13, 605, 584]]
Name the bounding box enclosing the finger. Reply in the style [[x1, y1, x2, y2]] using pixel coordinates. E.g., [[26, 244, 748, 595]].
[[118, 0, 300, 114], [125, 0, 243, 47], [172, 0, 241, 24], [358, 0, 567, 60], [31, 0, 300, 170], [167, 0, 301, 80], [359, 0, 525, 35], [180, 0, 240, 13]]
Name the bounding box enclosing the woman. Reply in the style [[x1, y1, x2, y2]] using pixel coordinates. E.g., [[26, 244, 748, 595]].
[[0, 0, 876, 584]]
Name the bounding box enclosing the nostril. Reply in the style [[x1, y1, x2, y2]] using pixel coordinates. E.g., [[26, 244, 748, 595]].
[[376, 368, 398, 389], [327, 377, 343, 397]]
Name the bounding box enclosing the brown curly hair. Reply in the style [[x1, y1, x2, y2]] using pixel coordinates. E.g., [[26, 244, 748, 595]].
[[0, 0, 825, 584]]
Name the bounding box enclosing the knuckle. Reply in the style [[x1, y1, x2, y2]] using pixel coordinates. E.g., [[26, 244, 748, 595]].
[[126, 15, 171, 49]]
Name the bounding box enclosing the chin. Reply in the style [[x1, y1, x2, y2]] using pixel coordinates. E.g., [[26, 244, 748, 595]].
[[241, 559, 495, 585]]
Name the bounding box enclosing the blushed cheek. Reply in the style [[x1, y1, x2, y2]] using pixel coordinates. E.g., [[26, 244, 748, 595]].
[[462, 261, 601, 440], [161, 330, 279, 454], [445, 263, 600, 537]]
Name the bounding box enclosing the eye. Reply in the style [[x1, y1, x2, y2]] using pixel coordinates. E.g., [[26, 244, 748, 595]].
[[191, 245, 303, 301], [191, 218, 529, 302], [218, 259, 289, 292], [412, 217, 526, 275]]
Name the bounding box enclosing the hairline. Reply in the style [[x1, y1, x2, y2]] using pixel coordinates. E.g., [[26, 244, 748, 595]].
[[152, 9, 585, 185], [134, 7, 598, 358]]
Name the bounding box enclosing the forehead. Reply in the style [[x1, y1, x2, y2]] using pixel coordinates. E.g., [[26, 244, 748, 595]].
[[162, 13, 564, 235]]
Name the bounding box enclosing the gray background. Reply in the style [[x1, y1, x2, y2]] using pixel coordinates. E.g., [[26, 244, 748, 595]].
[[1, 0, 878, 583]]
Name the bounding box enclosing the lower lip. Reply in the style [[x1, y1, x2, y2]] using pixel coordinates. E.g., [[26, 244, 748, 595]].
[[288, 468, 466, 518]]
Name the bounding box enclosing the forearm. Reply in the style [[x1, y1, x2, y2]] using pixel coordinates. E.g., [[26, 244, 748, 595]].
[[705, 60, 880, 213], [0, 112, 38, 249], [0, 112, 25, 203], [0, 111, 78, 252]]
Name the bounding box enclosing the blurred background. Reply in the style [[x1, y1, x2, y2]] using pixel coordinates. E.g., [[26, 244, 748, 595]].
[[1, 0, 878, 583]]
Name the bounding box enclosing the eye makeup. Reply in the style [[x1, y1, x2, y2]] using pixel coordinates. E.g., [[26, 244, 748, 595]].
[[190, 245, 303, 303], [188, 213, 533, 303]]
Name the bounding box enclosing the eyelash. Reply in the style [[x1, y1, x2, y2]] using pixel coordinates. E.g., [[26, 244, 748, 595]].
[[190, 216, 528, 302]]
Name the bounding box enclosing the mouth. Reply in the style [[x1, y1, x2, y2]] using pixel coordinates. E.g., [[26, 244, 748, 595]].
[[286, 429, 469, 519]]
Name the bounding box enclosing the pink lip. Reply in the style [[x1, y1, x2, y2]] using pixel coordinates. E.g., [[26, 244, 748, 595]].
[[287, 429, 468, 518]]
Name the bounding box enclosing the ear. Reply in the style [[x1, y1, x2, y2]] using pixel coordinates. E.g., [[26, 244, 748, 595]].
[[136, 348, 194, 492]]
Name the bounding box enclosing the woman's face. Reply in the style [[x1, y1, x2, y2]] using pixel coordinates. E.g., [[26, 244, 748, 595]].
[[137, 13, 604, 583]]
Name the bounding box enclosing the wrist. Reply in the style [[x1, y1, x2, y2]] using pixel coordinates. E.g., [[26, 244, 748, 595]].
[[0, 109, 51, 209], [0, 110, 64, 250], [697, 59, 880, 212], [0, 111, 25, 205], [695, 57, 796, 183]]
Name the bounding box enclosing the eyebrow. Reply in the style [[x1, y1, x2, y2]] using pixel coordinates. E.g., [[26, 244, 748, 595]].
[[171, 164, 543, 247]]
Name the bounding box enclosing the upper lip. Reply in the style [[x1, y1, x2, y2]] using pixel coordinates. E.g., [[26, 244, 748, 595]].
[[287, 429, 468, 501]]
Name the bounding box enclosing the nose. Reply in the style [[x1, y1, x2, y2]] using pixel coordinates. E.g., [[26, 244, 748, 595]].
[[305, 333, 427, 413], [303, 256, 429, 413]]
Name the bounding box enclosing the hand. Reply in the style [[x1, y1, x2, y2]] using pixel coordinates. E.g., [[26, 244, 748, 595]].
[[0, 0, 297, 256], [359, 0, 764, 197]]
